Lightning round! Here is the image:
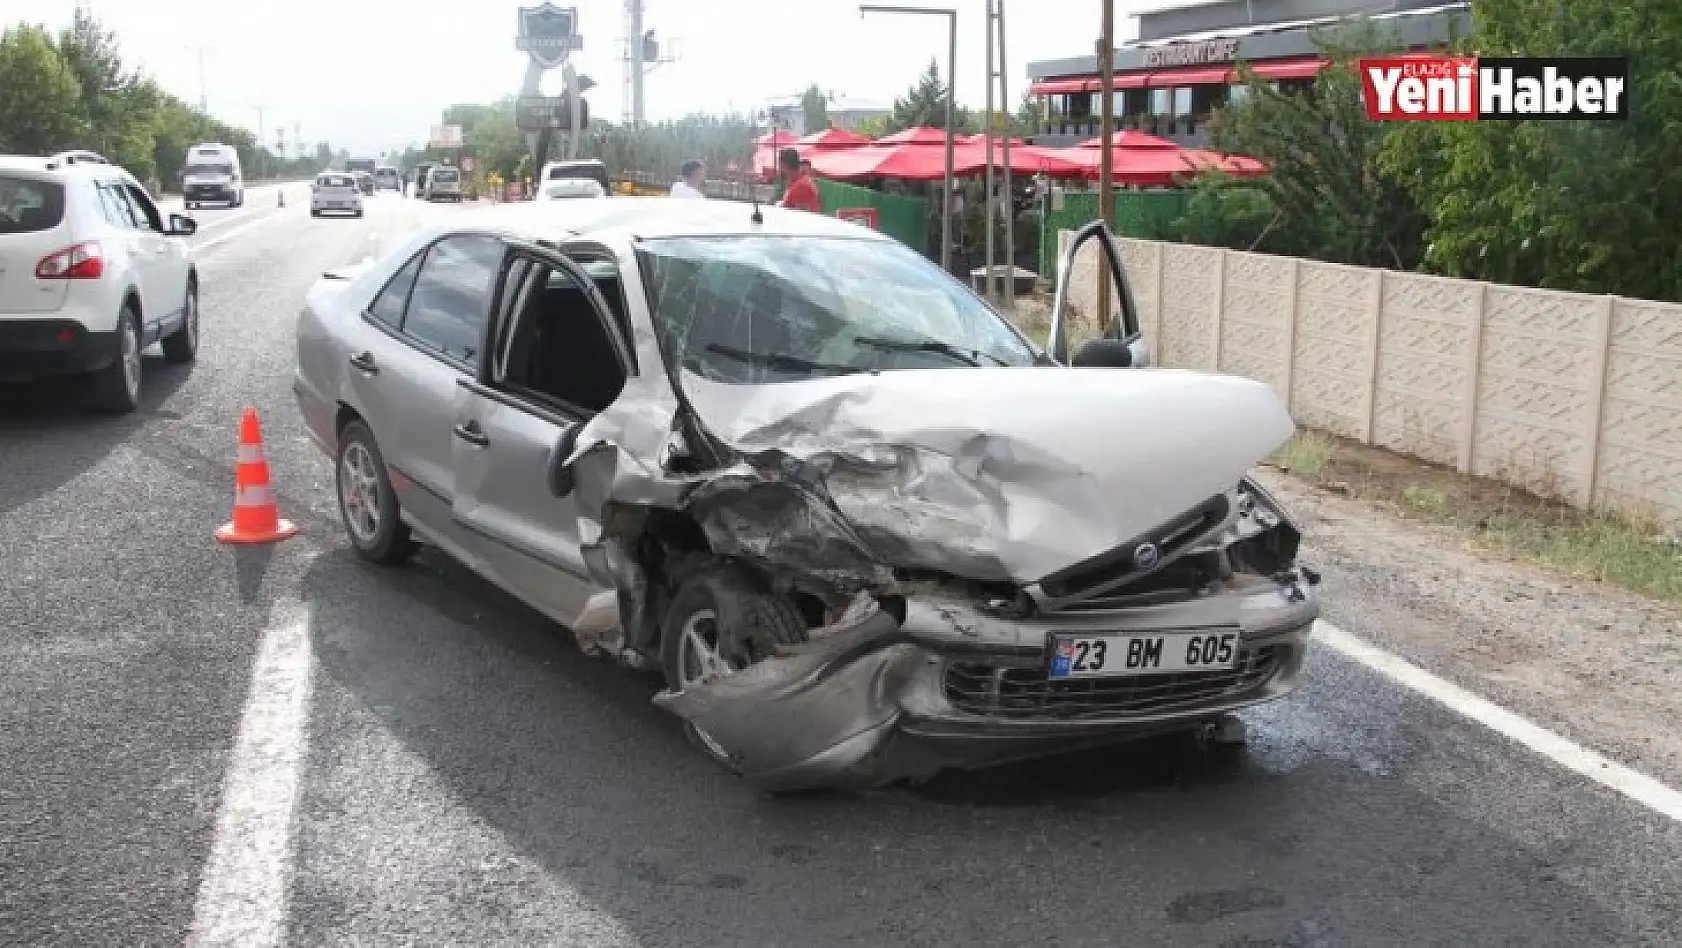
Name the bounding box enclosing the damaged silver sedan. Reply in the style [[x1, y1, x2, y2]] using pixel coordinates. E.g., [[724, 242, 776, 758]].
[[293, 200, 1321, 791]]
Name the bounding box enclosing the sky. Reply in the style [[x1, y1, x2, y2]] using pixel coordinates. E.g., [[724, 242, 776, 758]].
[[13, 0, 1157, 156]]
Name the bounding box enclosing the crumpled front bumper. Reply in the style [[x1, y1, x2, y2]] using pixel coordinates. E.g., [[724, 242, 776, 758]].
[[654, 570, 1319, 792]]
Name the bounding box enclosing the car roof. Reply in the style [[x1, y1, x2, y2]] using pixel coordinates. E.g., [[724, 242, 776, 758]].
[[435, 197, 896, 244], [0, 155, 136, 182]]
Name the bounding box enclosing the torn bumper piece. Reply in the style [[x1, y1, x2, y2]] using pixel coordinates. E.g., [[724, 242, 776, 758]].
[[654, 572, 1320, 792]]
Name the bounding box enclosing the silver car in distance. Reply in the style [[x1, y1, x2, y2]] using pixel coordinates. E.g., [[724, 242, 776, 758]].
[[292, 201, 1321, 791]]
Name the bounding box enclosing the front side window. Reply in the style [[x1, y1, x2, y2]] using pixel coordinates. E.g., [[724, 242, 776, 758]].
[[123, 184, 163, 231], [641, 236, 1037, 385], [400, 235, 503, 363], [100, 184, 144, 230]]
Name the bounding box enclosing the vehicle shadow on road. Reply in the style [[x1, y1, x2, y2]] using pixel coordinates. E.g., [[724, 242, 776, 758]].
[[289, 542, 1650, 946], [0, 358, 193, 520]]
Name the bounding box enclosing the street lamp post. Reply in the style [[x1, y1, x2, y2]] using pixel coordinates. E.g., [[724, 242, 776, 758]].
[[860, 4, 957, 274]]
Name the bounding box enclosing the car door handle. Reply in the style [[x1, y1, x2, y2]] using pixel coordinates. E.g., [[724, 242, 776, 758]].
[[452, 420, 489, 447], [348, 351, 379, 374]]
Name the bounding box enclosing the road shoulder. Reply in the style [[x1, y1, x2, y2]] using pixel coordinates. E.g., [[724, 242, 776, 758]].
[[1262, 468, 1682, 787]]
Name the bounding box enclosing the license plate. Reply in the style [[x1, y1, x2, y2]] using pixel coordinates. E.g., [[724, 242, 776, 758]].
[[1048, 631, 1240, 679]]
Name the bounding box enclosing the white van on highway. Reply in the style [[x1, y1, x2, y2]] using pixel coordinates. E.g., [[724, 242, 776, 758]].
[[182, 143, 243, 209], [423, 166, 462, 202]]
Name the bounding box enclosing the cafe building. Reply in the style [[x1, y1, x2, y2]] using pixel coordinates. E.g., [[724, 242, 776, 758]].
[[1026, 0, 1471, 149]]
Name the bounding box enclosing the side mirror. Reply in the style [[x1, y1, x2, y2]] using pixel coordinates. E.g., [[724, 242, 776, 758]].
[[547, 425, 583, 498], [1071, 336, 1151, 369], [1047, 220, 1143, 366], [167, 213, 197, 237]]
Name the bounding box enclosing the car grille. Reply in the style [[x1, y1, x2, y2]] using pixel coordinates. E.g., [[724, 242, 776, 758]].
[[942, 646, 1281, 720]]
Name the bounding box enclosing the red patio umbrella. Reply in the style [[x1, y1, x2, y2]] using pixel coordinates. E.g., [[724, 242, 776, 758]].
[[754, 130, 801, 146], [963, 133, 1028, 147], [1048, 143, 1267, 185], [1078, 129, 1181, 150], [797, 127, 873, 149], [875, 126, 953, 145], [808, 141, 1086, 181]]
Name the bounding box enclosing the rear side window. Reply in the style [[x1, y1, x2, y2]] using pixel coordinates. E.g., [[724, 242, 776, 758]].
[[97, 184, 144, 230], [0, 177, 66, 234], [368, 252, 425, 329], [401, 235, 504, 363]]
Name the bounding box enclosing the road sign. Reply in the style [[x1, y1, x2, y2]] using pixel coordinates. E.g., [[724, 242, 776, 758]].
[[516, 95, 589, 131], [429, 125, 463, 149], [516, 4, 583, 70], [836, 208, 880, 229]]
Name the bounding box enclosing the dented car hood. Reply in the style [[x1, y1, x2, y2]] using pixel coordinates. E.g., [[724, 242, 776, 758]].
[[672, 366, 1296, 583]]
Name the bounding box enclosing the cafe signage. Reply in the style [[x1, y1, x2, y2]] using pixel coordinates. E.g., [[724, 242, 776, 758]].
[[1142, 38, 1239, 68]]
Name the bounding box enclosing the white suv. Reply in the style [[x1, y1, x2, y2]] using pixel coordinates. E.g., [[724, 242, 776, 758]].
[[310, 173, 364, 217], [0, 151, 200, 412]]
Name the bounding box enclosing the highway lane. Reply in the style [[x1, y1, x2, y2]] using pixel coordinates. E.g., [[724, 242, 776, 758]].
[[2, 193, 1681, 946]]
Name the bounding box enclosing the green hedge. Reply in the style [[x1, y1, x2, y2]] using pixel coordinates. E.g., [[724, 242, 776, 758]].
[[815, 179, 928, 254], [1037, 189, 1190, 277]]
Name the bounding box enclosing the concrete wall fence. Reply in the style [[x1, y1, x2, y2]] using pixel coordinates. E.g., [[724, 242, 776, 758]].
[[1058, 231, 1682, 525]]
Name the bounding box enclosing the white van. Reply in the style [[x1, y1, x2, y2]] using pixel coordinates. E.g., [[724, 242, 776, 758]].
[[182, 143, 244, 209], [423, 165, 462, 202]]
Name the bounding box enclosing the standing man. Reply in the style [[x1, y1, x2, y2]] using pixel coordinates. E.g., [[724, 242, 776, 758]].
[[671, 159, 707, 199], [779, 147, 821, 214]]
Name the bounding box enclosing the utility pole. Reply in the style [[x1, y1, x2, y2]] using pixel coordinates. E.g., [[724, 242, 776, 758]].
[[984, 0, 996, 303], [185, 46, 214, 113], [982, 0, 1015, 308], [254, 105, 266, 180], [1096, 0, 1116, 332], [629, 0, 644, 127], [998, 0, 1014, 310]]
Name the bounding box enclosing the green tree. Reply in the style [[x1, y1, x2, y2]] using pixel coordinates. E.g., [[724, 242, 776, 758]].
[[0, 24, 85, 155], [889, 60, 975, 132], [800, 84, 829, 132], [1193, 26, 1426, 269], [56, 8, 146, 171], [1382, 0, 1682, 298]]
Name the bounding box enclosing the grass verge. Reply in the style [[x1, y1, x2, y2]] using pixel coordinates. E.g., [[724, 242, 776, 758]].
[[1267, 430, 1682, 606]]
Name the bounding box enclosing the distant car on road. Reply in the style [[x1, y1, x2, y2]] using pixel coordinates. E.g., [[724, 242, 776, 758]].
[[291, 200, 1320, 791], [1, 150, 199, 412], [410, 163, 433, 199], [422, 166, 462, 202], [535, 177, 606, 201], [311, 173, 364, 218], [539, 159, 612, 196], [373, 166, 401, 192]]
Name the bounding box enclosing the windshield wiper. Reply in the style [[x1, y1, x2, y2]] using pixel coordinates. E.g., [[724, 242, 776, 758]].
[[704, 343, 866, 376], [851, 335, 1006, 367]]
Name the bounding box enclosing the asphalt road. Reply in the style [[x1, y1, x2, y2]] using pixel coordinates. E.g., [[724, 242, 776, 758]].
[[3, 187, 1681, 947]]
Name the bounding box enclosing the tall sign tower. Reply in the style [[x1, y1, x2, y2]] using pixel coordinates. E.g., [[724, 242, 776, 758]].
[[515, 4, 587, 169]]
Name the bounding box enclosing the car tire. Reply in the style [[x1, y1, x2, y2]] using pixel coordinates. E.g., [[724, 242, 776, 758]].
[[88, 304, 142, 414], [659, 567, 810, 770], [310, 210, 321, 217], [659, 566, 809, 694], [160, 278, 199, 364], [354, 209, 364, 218], [335, 419, 417, 565]]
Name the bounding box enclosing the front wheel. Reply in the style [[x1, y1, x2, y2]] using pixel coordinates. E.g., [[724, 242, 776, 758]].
[[659, 567, 808, 694], [160, 279, 198, 363], [335, 420, 416, 564]]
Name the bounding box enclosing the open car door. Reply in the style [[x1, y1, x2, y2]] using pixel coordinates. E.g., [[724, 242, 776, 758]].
[[1046, 219, 1151, 370]]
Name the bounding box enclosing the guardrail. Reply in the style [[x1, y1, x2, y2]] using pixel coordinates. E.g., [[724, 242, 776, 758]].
[[615, 171, 777, 204]]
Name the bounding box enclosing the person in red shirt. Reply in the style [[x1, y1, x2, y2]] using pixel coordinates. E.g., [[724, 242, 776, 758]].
[[778, 147, 822, 213]]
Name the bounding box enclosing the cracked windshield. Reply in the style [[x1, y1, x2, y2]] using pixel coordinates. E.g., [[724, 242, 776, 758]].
[[2, 0, 1678, 946]]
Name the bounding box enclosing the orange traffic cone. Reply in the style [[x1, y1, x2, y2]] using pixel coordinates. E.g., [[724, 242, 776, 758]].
[[215, 407, 298, 544]]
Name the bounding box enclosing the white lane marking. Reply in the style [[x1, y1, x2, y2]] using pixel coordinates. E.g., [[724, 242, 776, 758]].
[[186, 606, 315, 948], [1314, 619, 1682, 824], [191, 214, 284, 255]]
